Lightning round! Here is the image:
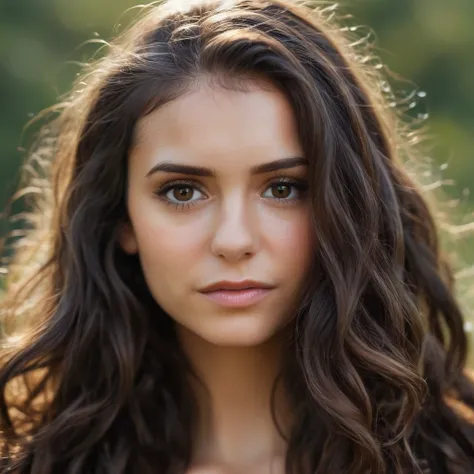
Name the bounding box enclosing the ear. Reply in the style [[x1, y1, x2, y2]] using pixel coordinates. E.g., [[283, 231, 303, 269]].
[[117, 220, 138, 254]]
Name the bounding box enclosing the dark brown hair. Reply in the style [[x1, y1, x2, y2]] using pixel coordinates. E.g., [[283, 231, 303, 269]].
[[1, 0, 474, 472]]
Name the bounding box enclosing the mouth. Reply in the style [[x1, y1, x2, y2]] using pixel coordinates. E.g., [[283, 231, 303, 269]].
[[198, 279, 275, 308], [199, 287, 273, 308]]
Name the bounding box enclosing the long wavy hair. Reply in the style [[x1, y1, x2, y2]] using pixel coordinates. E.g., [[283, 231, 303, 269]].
[[1, 0, 474, 472]]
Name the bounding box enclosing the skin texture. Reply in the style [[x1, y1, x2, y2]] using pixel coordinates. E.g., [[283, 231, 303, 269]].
[[119, 77, 312, 472]]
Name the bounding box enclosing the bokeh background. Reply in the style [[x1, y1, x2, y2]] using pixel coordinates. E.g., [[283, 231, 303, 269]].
[[1, 0, 473, 359]]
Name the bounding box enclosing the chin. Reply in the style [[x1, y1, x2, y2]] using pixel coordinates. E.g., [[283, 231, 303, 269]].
[[204, 333, 274, 348], [191, 313, 287, 347]]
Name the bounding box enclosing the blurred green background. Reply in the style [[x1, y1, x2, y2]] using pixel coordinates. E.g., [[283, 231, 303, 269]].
[[0, 0, 473, 358]]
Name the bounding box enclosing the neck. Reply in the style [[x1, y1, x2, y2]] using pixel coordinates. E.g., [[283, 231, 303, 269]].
[[177, 325, 292, 469]]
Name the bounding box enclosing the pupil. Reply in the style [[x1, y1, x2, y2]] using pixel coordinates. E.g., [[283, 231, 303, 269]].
[[274, 184, 290, 198], [175, 187, 192, 201]]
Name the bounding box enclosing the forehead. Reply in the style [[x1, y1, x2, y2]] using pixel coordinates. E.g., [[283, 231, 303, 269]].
[[129, 78, 304, 171]]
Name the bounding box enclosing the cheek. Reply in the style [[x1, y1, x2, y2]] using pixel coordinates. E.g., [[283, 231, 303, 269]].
[[144, 226, 198, 262], [128, 204, 208, 295], [133, 220, 205, 318], [265, 210, 312, 271], [136, 219, 205, 271]]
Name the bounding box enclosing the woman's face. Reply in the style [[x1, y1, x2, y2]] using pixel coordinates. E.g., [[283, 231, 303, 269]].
[[121, 78, 313, 346]]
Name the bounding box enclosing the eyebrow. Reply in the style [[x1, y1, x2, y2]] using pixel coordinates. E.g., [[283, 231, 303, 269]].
[[145, 156, 308, 178]]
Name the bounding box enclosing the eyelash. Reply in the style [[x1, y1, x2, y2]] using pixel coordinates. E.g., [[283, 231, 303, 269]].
[[154, 177, 308, 210]]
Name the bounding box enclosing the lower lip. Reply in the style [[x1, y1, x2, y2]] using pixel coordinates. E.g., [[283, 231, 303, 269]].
[[199, 288, 272, 308]]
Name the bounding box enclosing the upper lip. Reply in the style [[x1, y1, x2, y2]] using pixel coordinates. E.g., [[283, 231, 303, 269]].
[[199, 279, 275, 293]]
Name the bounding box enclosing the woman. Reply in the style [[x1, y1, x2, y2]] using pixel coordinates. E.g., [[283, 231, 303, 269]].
[[0, 0, 473, 472]]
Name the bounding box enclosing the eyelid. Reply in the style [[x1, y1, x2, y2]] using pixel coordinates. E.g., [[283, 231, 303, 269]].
[[156, 178, 207, 196], [155, 174, 307, 191], [156, 176, 306, 193], [154, 176, 308, 209]]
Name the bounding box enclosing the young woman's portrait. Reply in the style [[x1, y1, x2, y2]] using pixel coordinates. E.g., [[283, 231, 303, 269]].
[[1, 0, 474, 472]]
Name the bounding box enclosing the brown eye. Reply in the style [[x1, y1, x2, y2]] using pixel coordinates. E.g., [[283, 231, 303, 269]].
[[270, 183, 291, 199], [262, 179, 307, 203], [172, 186, 194, 201], [156, 181, 206, 208]]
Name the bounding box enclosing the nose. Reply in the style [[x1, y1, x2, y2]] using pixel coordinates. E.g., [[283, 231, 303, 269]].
[[210, 193, 258, 262]]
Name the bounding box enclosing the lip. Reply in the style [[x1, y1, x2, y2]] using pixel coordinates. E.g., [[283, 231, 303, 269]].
[[199, 279, 275, 293], [198, 280, 275, 308], [199, 288, 273, 308]]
